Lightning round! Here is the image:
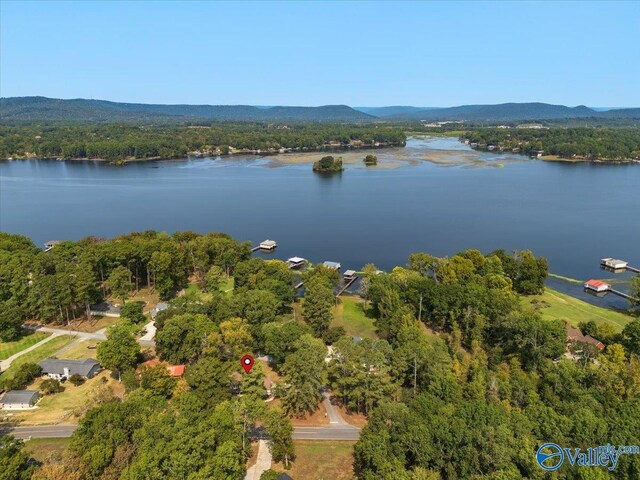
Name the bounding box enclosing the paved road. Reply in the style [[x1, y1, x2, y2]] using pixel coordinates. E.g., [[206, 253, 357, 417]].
[[1, 425, 78, 439], [29, 325, 155, 347], [322, 390, 345, 425], [244, 439, 272, 480], [293, 426, 360, 441], [5, 423, 361, 441]]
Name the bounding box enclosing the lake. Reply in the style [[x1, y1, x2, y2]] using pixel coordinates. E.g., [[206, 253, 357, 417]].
[[1, 136, 638, 304]]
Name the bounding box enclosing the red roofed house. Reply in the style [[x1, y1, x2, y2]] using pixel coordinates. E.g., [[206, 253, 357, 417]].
[[166, 365, 186, 377], [584, 279, 610, 293], [566, 325, 605, 352], [139, 360, 186, 377]]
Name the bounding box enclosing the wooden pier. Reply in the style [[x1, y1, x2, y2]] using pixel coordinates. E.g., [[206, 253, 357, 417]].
[[609, 288, 637, 301], [294, 281, 304, 289], [626, 266, 640, 274], [251, 239, 278, 252], [336, 275, 358, 297]]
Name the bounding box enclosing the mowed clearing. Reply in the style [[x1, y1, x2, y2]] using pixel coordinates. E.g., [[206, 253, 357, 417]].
[[10, 370, 125, 425], [0, 331, 50, 360], [272, 441, 355, 480], [332, 296, 377, 339], [0, 335, 75, 380], [524, 288, 635, 332]]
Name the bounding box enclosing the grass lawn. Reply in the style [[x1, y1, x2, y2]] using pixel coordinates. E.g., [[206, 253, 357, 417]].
[[523, 288, 634, 332], [58, 340, 101, 360], [0, 331, 50, 360], [332, 296, 377, 339], [272, 441, 355, 480], [69, 315, 119, 333], [23, 438, 70, 462], [11, 370, 125, 425], [0, 335, 75, 380]]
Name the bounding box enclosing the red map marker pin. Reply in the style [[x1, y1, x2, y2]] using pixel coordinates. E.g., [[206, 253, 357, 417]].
[[241, 355, 254, 373]]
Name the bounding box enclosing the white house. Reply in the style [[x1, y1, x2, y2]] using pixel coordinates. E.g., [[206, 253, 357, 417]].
[[287, 257, 306, 269], [259, 240, 277, 250], [584, 279, 610, 293], [600, 258, 628, 270], [39, 358, 101, 380], [323, 261, 341, 271], [0, 390, 39, 410]]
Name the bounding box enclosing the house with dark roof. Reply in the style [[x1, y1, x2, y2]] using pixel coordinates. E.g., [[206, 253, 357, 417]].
[[0, 390, 39, 410], [38, 358, 101, 380], [566, 325, 605, 355]]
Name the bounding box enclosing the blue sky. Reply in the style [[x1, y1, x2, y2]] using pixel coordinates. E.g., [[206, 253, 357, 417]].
[[1, 1, 638, 107]]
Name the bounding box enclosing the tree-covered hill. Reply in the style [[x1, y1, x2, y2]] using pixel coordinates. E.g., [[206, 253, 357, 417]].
[[388, 102, 640, 121], [0, 96, 375, 123]]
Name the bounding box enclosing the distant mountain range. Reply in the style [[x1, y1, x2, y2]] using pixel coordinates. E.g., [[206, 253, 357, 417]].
[[378, 102, 640, 121], [0, 97, 374, 123], [1, 97, 638, 123]]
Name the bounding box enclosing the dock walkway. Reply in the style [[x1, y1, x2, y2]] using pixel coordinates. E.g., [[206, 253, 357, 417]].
[[336, 276, 358, 297]]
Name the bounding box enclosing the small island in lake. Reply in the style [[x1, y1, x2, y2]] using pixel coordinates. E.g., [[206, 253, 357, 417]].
[[313, 155, 344, 173], [363, 154, 378, 166]]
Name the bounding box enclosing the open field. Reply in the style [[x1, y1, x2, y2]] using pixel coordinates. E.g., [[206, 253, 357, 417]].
[[0, 335, 75, 380], [23, 438, 70, 463], [126, 287, 161, 312], [68, 314, 119, 333], [57, 340, 101, 360], [0, 331, 50, 360], [9, 370, 125, 425], [332, 296, 377, 339], [272, 441, 355, 480], [524, 288, 634, 332]]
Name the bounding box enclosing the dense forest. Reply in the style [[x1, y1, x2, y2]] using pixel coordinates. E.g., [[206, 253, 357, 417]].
[[1, 232, 639, 479], [459, 127, 640, 161], [0, 97, 375, 123], [0, 123, 407, 162]]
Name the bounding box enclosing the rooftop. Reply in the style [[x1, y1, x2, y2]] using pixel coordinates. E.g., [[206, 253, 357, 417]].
[[0, 390, 39, 405], [344, 269, 357, 277], [39, 358, 100, 376], [288, 256, 306, 263], [323, 261, 341, 269], [584, 279, 610, 289], [566, 326, 605, 350]]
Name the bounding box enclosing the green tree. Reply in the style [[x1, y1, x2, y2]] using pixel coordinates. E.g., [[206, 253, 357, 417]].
[[205, 265, 226, 292], [184, 356, 232, 408], [264, 409, 295, 468], [107, 266, 133, 304], [240, 361, 267, 400], [363, 154, 378, 165], [631, 274, 640, 308], [621, 319, 640, 356], [156, 313, 215, 364], [303, 277, 335, 337], [40, 378, 64, 395], [281, 334, 326, 416], [97, 321, 140, 380], [69, 373, 86, 386], [262, 320, 312, 367], [120, 302, 146, 324], [0, 300, 24, 341], [139, 364, 177, 398], [0, 435, 34, 480]]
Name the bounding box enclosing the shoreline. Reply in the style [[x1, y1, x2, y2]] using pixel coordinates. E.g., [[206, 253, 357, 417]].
[[0, 143, 402, 165]]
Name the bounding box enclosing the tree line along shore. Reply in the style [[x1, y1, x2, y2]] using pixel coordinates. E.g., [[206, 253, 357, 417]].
[[0, 123, 407, 164], [1, 230, 639, 478], [2, 122, 639, 165]]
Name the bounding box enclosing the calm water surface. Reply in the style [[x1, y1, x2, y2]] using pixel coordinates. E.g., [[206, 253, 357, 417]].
[[1, 137, 638, 301]]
